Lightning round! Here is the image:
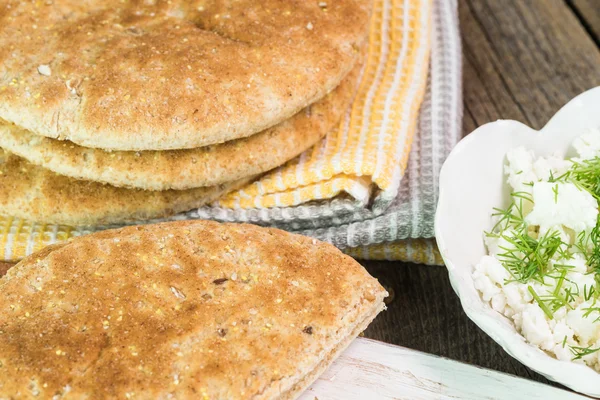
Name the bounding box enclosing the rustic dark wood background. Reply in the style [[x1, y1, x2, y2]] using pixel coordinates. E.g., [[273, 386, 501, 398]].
[[362, 0, 600, 387]]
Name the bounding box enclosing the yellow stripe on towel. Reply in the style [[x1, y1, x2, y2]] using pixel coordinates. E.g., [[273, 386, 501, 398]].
[[217, 0, 431, 209], [344, 239, 443, 265]]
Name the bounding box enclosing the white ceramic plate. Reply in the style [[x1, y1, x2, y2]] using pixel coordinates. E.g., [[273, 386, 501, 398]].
[[435, 86, 600, 396]]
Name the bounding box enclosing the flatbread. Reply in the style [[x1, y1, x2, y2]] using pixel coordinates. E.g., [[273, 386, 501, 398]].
[[0, 0, 371, 151], [0, 63, 360, 190], [0, 151, 251, 226], [0, 221, 387, 399]]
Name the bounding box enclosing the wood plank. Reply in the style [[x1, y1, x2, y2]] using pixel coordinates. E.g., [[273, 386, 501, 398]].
[[301, 338, 586, 400], [461, 0, 600, 133], [569, 0, 600, 45], [360, 262, 556, 385]]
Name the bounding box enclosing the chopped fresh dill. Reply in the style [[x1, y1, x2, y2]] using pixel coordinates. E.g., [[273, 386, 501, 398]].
[[489, 203, 523, 233], [511, 191, 534, 204], [585, 218, 600, 274], [551, 263, 576, 270], [555, 246, 574, 261], [564, 286, 577, 303], [553, 269, 567, 297], [483, 145, 600, 371], [570, 345, 600, 361], [582, 306, 600, 323], [528, 286, 554, 319], [552, 183, 559, 204], [584, 284, 597, 302], [570, 157, 600, 200], [551, 157, 600, 201], [497, 229, 562, 284], [487, 151, 600, 318]]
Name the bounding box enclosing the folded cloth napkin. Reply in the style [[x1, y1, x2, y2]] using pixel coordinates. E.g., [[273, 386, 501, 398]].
[[0, 0, 460, 264], [216, 0, 431, 211], [343, 0, 461, 265], [195, 0, 461, 265], [348, 0, 461, 265]]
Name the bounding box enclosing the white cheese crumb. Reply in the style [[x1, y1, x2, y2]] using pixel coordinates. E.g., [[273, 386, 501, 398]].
[[525, 181, 598, 234], [520, 303, 554, 351], [532, 153, 570, 181], [573, 127, 600, 160], [566, 303, 600, 344], [505, 147, 537, 192]]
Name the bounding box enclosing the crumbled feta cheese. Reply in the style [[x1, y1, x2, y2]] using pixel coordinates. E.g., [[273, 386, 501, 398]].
[[532, 153, 571, 181], [473, 256, 505, 303], [505, 147, 537, 192], [566, 304, 600, 344], [506, 147, 572, 192], [503, 283, 531, 315], [573, 127, 600, 160], [525, 181, 598, 234], [474, 131, 600, 373], [521, 303, 555, 351]]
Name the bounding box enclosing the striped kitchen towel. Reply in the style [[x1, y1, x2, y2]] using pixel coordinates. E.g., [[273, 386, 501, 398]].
[[196, 0, 462, 265], [343, 0, 461, 264], [0, 0, 461, 264], [216, 0, 432, 211]]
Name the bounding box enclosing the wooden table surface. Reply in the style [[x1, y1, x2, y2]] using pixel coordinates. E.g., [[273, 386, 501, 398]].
[[361, 0, 600, 388]]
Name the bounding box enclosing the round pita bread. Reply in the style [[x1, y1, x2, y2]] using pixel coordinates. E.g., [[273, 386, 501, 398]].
[[0, 151, 251, 226], [0, 65, 359, 191], [0, 1, 371, 150], [0, 221, 386, 399]]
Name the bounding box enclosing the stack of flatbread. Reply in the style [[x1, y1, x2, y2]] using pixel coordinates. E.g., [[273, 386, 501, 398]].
[[0, 0, 371, 226]]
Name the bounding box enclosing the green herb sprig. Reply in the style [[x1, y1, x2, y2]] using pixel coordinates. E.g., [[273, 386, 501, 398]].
[[487, 154, 600, 321], [570, 345, 600, 361]]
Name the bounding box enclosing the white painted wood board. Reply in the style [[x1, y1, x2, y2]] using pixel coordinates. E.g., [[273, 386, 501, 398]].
[[299, 338, 588, 400]]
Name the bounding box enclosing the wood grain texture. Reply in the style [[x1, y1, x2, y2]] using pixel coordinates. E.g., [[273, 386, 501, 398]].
[[362, 0, 600, 388], [302, 338, 586, 400], [361, 263, 559, 386], [462, 0, 600, 133], [569, 0, 600, 44]]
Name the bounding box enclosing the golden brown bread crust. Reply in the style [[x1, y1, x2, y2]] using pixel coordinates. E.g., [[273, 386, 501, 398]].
[[0, 63, 361, 190], [278, 302, 385, 400], [0, 150, 252, 226], [0, 0, 371, 150], [0, 221, 387, 399]]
